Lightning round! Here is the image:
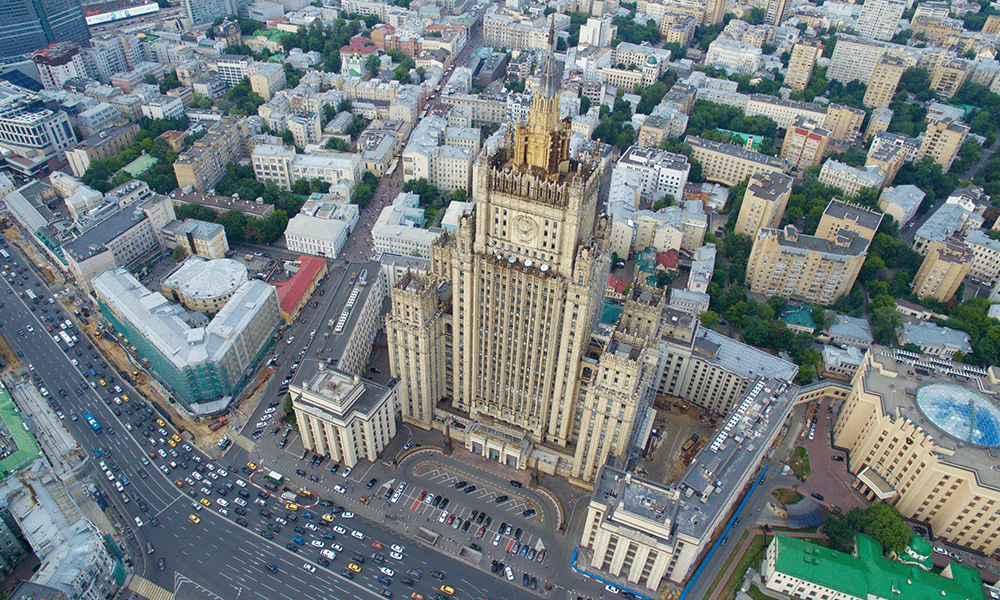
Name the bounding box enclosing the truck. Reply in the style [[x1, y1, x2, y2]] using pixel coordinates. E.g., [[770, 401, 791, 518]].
[[84, 413, 102, 433], [59, 331, 74, 347], [208, 417, 228, 431], [281, 491, 298, 503], [24, 289, 35, 301], [681, 434, 700, 453]]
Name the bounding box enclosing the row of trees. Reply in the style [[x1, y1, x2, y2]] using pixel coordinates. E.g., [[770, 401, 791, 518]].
[[824, 504, 912, 554], [175, 203, 289, 245]]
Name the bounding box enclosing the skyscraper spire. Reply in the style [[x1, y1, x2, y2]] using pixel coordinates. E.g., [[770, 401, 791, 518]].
[[538, 15, 558, 100]]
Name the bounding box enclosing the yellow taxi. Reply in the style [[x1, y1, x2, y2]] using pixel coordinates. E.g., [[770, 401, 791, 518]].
[[411, 594, 425, 600], [172, 434, 182, 443], [189, 514, 200, 524], [122, 394, 129, 402], [156, 419, 166, 427], [167, 439, 177, 447], [247, 461, 257, 470], [285, 503, 298, 511], [174, 479, 184, 488], [440, 586, 454, 595], [99, 379, 106, 386], [348, 563, 361, 573], [199, 498, 212, 507], [322, 513, 335, 522]]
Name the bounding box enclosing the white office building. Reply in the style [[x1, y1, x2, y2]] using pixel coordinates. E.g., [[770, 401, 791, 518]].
[[371, 192, 444, 258]]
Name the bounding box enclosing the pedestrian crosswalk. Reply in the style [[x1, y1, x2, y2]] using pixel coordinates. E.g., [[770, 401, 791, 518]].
[[129, 575, 173, 600], [231, 433, 255, 452]]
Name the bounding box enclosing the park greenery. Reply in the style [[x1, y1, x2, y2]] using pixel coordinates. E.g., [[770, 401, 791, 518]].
[[81, 115, 188, 194], [823, 504, 912, 555]]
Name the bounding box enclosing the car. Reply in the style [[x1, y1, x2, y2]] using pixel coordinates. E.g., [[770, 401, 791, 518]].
[[496, 495, 509, 504], [340, 568, 355, 579], [528, 548, 537, 561], [933, 546, 949, 555], [371, 553, 386, 564], [530, 577, 537, 590], [522, 508, 537, 518], [493, 533, 502, 546], [351, 530, 365, 540], [334, 485, 346, 494], [334, 525, 347, 534], [390, 544, 405, 553], [832, 455, 845, 462], [509, 480, 523, 488], [302, 563, 316, 573], [372, 541, 384, 550], [342, 511, 355, 519], [159, 558, 166, 571], [605, 585, 620, 594], [311, 540, 324, 548], [439, 498, 450, 510], [476, 512, 486, 525], [454, 480, 467, 489], [424, 493, 435, 505], [189, 514, 200, 524], [199, 498, 211, 507], [520, 544, 529, 557], [266, 564, 279, 573], [367, 478, 378, 488], [811, 492, 825, 501], [523, 573, 530, 587], [430, 571, 445, 581], [440, 586, 454, 595], [504, 566, 514, 581], [380, 567, 395, 577], [462, 485, 476, 494], [390, 551, 403, 560], [348, 563, 362, 573], [380, 590, 392, 599]]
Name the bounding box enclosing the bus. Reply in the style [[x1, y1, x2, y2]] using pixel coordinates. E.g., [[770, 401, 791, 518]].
[[59, 331, 74, 347], [267, 471, 283, 484], [84, 413, 102, 433], [0, 249, 8, 259], [24, 289, 35, 301]]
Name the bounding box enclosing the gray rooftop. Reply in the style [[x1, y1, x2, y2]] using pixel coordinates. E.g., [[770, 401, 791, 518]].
[[766, 226, 870, 258], [829, 314, 874, 343], [880, 185, 925, 213], [685, 135, 791, 169], [690, 325, 799, 382], [93, 268, 278, 369], [163, 218, 225, 242], [292, 365, 390, 421], [160, 256, 248, 300], [63, 197, 157, 261], [915, 203, 983, 246], [899, 322, 973, 353], [823, 199, 883, 232], [747, 172, 793, 202]]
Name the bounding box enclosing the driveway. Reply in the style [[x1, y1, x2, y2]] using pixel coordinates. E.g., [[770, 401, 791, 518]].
[[797, 400, 867, 513]]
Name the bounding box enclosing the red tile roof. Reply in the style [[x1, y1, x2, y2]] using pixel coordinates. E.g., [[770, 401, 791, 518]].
[[607, 274, 629, 295], [342, 36, 378, 54], [657, 249, 679, 269], [272, 255, 326, 317]]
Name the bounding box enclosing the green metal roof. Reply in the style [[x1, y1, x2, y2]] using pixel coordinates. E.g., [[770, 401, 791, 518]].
[[772, 534, 985, 600]]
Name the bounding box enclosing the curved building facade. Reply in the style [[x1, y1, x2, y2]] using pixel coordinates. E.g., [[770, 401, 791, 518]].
[[833, 347, 1000, 557]]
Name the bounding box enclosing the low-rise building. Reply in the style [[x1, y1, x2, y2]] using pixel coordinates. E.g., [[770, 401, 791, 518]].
[[613, 146, 691, 203], [705, 37, 761, 74], [140, 96, 184, 120], [159, 256, 248, 314], [252, 145, 362, 193], [291, 364, 397, 468], [371, 192, 444, 258], [828, 314, 874, 348], [167, 189, 275, 220], [284, 195, 360, 258], [964, 229, 1000, 284], [912, 203, 983, 255], [898, 322, 972, 358], [818, 160, 885, 197], [272, 254, 327, 324], [878, 184, 925, 228], [161, 218, 229, 259], [822, 344, 865, 381], [65, 123, 140, 178]]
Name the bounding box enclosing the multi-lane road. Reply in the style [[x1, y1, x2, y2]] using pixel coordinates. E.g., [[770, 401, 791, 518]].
[[0, 242, 558, 600]]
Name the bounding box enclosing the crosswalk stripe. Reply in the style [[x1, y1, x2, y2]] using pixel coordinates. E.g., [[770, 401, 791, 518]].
[[129, 575, 174, 600], [232, 433, 255, 451]]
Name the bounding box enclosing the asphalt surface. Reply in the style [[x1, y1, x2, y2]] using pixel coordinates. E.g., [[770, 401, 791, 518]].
[[0, 241, 553, 600]]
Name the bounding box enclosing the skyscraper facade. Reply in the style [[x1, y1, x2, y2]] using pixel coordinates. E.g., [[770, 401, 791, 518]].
[[856, 0, 906, 40], [0, 0, 90, 60], [386, 24, 661, 486]]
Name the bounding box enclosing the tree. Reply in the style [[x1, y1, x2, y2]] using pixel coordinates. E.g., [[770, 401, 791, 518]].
[[452, 188, 467, 202], [823, 504, 911, 555], [172, 246, 187, 261], [366, 53, 380, 77], [281, 130, 295, 147], [325, 137, 351, 151], [871, 306, 901, 345], [701, 310, 719, 328], [292, 178, 312, 195], [579, 95, 591, 115]]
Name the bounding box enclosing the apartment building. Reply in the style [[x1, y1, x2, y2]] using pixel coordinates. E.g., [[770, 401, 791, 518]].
[[781, 117, 830, 171], [863, 56, 906, 108], [215, 54, 253, 87], [745, 95, 827, 130], [705, 38, 761, 74], [660, 13, 697, 46], [292, 365, 397, 468], [685, 135, 791, 186], [161, 218, 230, 259], [402, 115, 478, 194], [828, 38, 890, 84], [912, 239, 972, 302], [746, 225, 869, 305], [579, 16, 614, 47], [614, 146, 691, 202], [65, 123, 140, 178], [76, 103, 122, 137], [785, 39, 823, 92], [918, 118, 969, 172], [965, 229, 1000, 284], [865, 107, 893, 141], [141, 97, 184, 120], [831, 348, 1000, 558], [857, 0, 906, 40], [32, 43, 87, 90], [483, 6, 553, 51], [815, 199, 882, 244], [822, 104, 866, 142], [734, 171, 794, 237], [818, 160, 886, 197], [173, 116, 250, 192], [248, 62, 286, 101], [930, 59, 970, 99], [285, 112, 322, 148], [284, 196, 359, 258]]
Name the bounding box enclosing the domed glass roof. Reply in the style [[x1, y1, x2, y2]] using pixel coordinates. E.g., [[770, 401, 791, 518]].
[[915, 382, 1000, 447]]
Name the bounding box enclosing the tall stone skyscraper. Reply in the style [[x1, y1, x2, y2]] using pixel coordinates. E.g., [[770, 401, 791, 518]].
[[386, 22, 663, 486]]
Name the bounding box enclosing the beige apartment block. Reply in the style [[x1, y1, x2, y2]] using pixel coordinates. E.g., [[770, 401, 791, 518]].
[[734, 171, 794, 237], [781, 117, 830, 171], [918, 118, 969, 172], [832, 349, 1000, 558], [786, 39, 823, 92], [912, 239, 972, 302], [818, 160, 886, 197], [930, 59, 969, 99], [865, 144, 907, 187], [746, 225, 869, 305], [385, 36, 656, 487], [291, 365, 397, 468], [685, 135, 791, 186], [660, 13, 697, 46], [865, 107, 893, 142], [823, 104, 866, 143], [814, 199, 883, 244], [863, 56, 906, 109], [173, 116, 250, 192]]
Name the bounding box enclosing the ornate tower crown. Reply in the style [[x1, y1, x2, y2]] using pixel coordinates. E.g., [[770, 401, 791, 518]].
[[511, 15, 571, 175]]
